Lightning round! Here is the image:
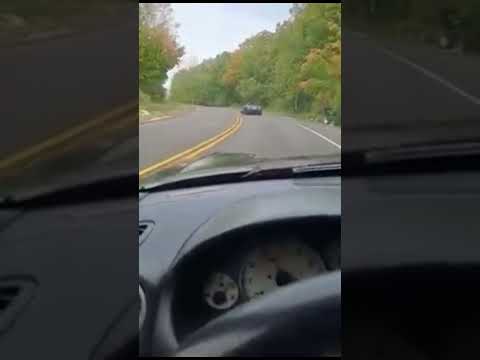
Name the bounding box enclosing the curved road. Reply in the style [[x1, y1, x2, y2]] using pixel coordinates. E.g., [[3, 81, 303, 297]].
[[1, 15, 137, 159], [140, 106, 341, 176], [343, 30, 480, 152], [0, 10, 138, 195]]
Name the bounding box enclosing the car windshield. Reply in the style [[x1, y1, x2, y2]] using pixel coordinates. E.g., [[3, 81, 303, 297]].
[[139, 4, 341, 188]]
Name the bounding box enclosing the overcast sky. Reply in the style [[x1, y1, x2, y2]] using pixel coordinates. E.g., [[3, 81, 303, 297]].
[[165, 3, 292, 89]]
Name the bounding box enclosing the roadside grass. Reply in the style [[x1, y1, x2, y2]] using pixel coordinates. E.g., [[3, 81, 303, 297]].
[[139, 96, 194, 122], [263, 106, 341, 127], [0, 1, 132, 45]]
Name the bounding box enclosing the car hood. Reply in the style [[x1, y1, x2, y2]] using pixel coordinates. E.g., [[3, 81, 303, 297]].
[[140, 152, 341, 189]]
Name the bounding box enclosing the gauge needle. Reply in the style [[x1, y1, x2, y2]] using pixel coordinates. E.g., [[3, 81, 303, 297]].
[[275, 269, 297, 286]]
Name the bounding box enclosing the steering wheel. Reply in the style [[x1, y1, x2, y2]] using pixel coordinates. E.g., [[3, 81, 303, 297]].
[[172, 271, 341, 357]]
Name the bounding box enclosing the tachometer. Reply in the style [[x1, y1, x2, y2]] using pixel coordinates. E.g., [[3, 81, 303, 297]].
[[240, 239, 325, 300], [203, 272, 239, 310]]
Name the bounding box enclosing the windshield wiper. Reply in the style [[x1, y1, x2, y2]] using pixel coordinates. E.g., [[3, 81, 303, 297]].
[[343, 141, 480, 176], [141, 162, 341, 193], [0, 172, 137, 208], [292, 162, 341, 173], [140, 170, 251, 193], [362, 142, 480, 164], [240, 162, 340, 179], [0, 195, 16, 207]]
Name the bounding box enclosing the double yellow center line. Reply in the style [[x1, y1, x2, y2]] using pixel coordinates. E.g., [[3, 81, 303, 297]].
[[139, 115, 243, 178], [0, 100, 138, 172]]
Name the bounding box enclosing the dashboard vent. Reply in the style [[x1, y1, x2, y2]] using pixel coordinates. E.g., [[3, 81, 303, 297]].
[[139, 224, 148, 237], [139, 222, 154, 245], [0, 278, 36, 334], [0, 285, 19, 310]]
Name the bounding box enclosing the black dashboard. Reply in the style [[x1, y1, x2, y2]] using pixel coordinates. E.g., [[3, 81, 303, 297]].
[[172, 218, 340, 341], [139, 175, 341, 355]]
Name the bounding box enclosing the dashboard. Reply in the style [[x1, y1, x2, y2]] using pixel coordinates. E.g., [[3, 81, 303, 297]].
[[139, 175, 341, 355], [171, 219, 340, 341], [140, 169, 480, 357]]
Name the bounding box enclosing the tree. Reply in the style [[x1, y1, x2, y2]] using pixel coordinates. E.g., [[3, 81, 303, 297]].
[[139, 3, 184, 100], [169, 3, 341, 123], [297, 4, 341, 120], [222, 51, 243, 89]]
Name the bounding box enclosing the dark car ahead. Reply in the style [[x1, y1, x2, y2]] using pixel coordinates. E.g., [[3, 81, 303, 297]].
[[241, 104, 262, 115]]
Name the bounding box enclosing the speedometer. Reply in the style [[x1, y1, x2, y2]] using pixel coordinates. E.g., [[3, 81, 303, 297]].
[[240, 251, 277, 299], [240, 239, 325, 300]]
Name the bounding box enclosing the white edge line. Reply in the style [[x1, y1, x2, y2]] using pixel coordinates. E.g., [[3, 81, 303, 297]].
[[296, 124, 341, 149], [380, 47, 480, 106], [140, 115, 171, 125], [150, 115, 171, 121]]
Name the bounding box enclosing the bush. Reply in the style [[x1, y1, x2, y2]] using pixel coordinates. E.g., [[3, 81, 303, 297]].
[[139, 89, 150, 105]]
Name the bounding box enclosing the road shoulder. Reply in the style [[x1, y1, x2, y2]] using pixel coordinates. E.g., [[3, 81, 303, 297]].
[[139, 103, 196, 125], [270, 112, 341, 147]]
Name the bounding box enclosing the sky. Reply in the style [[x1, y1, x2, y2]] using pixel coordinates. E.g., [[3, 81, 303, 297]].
[[165, 3, 293, 90]]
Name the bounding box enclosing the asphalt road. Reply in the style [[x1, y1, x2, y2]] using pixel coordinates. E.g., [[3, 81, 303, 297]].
[[343, 31, 480, 152], [0, 11, 137, 164], [0, 10, 138, 195], [139, 106, 341, 173]]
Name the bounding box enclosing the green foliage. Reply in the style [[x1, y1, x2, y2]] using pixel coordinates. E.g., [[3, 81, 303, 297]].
[[139, 3, 184, 101], [170, 3, 341, 124], [139, 89, 150, 105], [344, 0, 480, 52]]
